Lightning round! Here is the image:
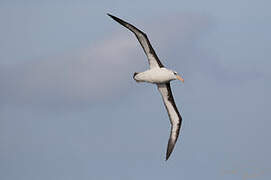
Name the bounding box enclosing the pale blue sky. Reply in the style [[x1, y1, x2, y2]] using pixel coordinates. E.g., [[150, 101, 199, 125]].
[[1, 1, 271, 180]]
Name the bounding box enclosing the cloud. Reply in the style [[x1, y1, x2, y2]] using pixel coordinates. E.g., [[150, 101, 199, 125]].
[[1, 12, 271, 180], [0, 13, 215, 107]]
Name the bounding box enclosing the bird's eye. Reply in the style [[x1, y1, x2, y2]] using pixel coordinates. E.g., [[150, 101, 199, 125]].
[[173, 72, 177, 75]]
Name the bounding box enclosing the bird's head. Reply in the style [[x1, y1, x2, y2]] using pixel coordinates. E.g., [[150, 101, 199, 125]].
[[172, 71, 184, 83]]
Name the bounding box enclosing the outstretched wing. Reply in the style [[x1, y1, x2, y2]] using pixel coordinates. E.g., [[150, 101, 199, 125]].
[[107, 13, 164, 69], [157, 83, 182, 160]]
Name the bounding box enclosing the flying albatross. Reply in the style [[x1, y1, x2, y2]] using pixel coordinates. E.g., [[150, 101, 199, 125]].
[[108, 14, 184, 160]]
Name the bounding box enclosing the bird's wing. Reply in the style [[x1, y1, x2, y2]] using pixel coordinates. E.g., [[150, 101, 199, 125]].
[[107, 13, 164, 69], [157, 83, 182, 160]]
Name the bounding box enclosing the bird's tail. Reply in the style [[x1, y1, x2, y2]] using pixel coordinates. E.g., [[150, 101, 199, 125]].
[[133, 72, 139, 79], [133, 72, 145, 83]]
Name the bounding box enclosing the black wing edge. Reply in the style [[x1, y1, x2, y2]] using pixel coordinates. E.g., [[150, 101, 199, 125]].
[[107, 13, 164, 68], [166, 136, 178, 161], [165, 83, 182, 161]]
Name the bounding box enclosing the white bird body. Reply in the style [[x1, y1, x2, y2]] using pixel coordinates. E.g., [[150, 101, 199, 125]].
[[134, 68, 176, 83], [108, 13, 184, 160]]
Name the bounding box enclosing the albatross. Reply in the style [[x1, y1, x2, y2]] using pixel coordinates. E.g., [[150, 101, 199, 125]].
[[108, 14, 184, 160]]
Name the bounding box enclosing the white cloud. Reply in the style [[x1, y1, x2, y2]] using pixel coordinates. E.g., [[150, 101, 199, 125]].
[[0, 14, 212, 106]]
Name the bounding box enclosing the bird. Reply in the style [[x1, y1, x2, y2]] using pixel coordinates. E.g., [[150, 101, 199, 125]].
[[108, 13, 184, 161]]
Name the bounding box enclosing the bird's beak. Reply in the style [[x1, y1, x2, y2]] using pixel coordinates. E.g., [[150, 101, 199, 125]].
[[176, 75, 184, 83]]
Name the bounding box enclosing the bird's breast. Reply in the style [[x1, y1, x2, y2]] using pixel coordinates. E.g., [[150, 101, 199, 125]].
[[134, 68, 173, 83]]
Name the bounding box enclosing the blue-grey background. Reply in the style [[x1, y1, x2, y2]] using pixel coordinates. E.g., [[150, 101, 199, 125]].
[[1, 1, 270, 179]]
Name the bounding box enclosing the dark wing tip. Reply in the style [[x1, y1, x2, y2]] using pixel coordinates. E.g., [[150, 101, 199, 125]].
[[107, 13, 126, 25], [107, 13, 118, 21], [107, 13, 113, 18], [165, 138, 176, 161]]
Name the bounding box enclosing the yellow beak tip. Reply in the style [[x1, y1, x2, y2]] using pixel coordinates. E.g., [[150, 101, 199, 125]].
[[177, 75, 184, 83]]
